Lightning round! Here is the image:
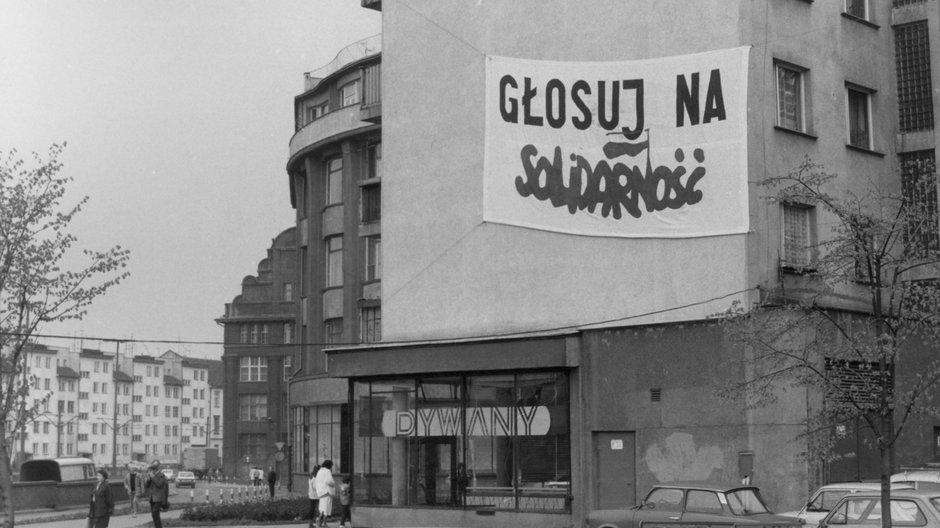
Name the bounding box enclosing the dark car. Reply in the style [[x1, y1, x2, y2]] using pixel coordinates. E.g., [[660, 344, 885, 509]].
[[586, 481, 802, 528], [818, 489, 940, 528]]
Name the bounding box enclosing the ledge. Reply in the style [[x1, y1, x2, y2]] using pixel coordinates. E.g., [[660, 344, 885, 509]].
[[841, 12, 880, 29], [846, 144, 886, 157], [774, 126, 818, 140]]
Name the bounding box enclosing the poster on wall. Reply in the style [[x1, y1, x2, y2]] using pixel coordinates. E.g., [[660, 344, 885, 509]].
[[483, 46, 750, 238]]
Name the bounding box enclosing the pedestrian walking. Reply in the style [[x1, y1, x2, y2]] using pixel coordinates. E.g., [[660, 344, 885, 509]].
[[307, 465, 320, 528], [338, 476, 352, 528], [122, 464, 140, 517], [87, 468, 114, 528], [315, 460, 336, 527], [143, 459, 170, 528], [267, 466, 277, 498]]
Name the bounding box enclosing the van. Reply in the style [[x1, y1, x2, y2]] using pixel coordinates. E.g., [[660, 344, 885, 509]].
[[19, 457, 97, 483]]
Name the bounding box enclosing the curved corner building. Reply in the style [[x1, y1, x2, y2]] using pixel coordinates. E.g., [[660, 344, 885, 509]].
[[291, 2, 940, 528], [285, 34, 382, 492]]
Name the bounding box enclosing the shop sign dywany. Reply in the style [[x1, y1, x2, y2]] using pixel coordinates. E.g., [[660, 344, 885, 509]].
[[381, 406, 551, 437], [483, 47, 750, 238]]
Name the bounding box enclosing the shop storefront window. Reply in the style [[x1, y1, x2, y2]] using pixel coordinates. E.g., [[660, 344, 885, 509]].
[[352, 372, 570, 513]]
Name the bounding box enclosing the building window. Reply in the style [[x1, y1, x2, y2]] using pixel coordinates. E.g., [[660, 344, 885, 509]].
[[324, 319, 343, 345], [365, 236, 382, 282], [894, 21, 934, 133], [364, 142, 382, 180], [261, 324, 269, 345], [326, 157, 343, 205], [240, 325, 249, 344], [284, 322, 294, 345], [360, 306, 381, 343], [775, 61, 806, 132], [340, 80, 360, 107], [238, 433, 266, 460], [361, 184, 381, 223], [238, 394, 268, 421], [306, 101, 328, 124], [844, 0, 867, 19], [300, 404, 345, 475], [353, 372, 571, 512], [782, 204, 814, 269], [250, 324, 259, 344], [238, 356, 268, 382], [284, 282, 294, 302], [326, 236, 343, 287], [900, 150, 939, 256], [283, 355, 293, 381], [846, 85, 872, 149]]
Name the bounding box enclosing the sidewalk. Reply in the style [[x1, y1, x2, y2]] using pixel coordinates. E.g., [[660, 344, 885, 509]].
[[15, 507, 185, 528]]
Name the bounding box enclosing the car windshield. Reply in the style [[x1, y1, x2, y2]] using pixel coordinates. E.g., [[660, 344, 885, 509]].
[[725, 489, 771, 515], [179, 472, 194, 478]]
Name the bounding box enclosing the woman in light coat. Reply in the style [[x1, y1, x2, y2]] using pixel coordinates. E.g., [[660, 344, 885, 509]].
[[314, 460, 336, 527]]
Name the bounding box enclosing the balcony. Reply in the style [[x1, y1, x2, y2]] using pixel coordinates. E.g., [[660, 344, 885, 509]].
[[289, 105, 373, 167], [360, 62, 381, 123]]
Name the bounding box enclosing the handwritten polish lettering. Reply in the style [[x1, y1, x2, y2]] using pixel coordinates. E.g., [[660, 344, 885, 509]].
[[499, 75, 644, 132], [514, 144, 706, 219], [676, 69, 726, 127]]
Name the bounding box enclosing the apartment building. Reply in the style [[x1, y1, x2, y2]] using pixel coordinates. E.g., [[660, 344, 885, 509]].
[[12, 344, 222, 470], [287, 1, 940, 527]]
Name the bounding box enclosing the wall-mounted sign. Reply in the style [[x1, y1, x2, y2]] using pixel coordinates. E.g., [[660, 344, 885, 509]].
[[381, 406, 551, 437], [611, 439, 624, 450], [484, 47, 750, 238]]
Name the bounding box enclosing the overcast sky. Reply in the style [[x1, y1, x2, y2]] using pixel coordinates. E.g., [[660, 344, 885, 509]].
[[0, 1, 382, 359]]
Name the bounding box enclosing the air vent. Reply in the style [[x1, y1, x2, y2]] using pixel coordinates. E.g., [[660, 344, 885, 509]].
[[650, 388, 662, 402]]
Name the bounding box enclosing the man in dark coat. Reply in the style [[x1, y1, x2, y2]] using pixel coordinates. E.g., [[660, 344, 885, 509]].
[[267, 466, 278, 498], [143, 460, 169, 528], [88, 468, 114, 528]]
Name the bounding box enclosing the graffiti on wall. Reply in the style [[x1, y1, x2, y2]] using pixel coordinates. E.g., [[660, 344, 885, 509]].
[[484, 47, 750, 238], [645, 432, 724, 482]]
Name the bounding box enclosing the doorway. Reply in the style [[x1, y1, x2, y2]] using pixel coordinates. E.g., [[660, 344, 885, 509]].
[[414, 437, 459, 506], [594, 431, 636, 509]]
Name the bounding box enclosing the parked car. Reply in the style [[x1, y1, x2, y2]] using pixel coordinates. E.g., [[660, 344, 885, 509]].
[[781, 482, 914, 525], [161, 468, 175, 482], [892, 470, 940, 491], [175, 470, 196, 488], [585, 481, 802, 528], [818, 489, 940, 528]]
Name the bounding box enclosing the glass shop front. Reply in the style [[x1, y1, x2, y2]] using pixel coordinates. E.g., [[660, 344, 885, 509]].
[[352, 371, 570, 513]]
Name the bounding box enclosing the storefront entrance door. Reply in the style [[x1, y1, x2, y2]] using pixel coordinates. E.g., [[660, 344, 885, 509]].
[[594, 431, 636, 509], [415, 437, 458, 506]]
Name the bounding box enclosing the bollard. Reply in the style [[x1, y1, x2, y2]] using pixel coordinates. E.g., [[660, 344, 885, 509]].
[[190, 489, 194, 503], [219, 487, 224, 504], [229, 487, 234, 501], [205, 489, 210, 504]]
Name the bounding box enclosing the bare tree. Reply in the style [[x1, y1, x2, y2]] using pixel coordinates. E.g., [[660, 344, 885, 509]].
[[0, 144, 130, 528], [718, 156, 940, 528]]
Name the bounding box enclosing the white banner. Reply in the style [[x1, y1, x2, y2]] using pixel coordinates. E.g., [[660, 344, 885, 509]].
[[484, 47, 750, 238]]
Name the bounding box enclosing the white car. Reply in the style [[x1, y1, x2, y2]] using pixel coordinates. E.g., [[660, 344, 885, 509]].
[[782, 482, 913, 525], [892, 470, 940, 491]]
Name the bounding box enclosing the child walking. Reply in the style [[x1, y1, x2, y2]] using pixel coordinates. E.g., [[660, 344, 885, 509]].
[[338, 476, 352, 528]]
